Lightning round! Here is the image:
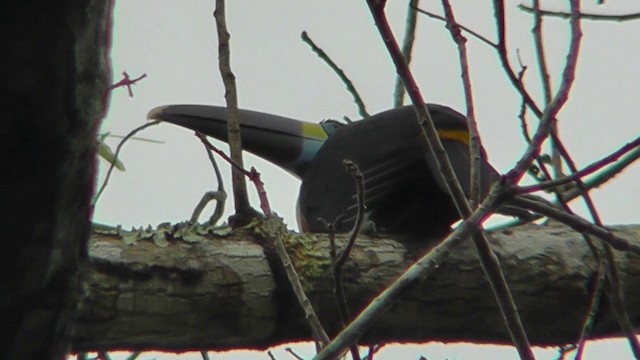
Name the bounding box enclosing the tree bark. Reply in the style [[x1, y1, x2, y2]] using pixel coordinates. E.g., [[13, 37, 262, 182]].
[[1, 1, 113, 359], [73, 220, 640, 352]]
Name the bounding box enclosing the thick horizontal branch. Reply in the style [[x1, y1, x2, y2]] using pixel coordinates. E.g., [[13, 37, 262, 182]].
[[73, 221, 640, 352]]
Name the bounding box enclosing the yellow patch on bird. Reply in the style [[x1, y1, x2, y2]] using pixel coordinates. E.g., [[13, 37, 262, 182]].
[[437, 129, 469, 146], [302, 122, 328, 140]]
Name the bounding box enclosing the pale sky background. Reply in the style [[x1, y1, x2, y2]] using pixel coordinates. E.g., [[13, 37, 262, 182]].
[[91, 1, 639, 359]]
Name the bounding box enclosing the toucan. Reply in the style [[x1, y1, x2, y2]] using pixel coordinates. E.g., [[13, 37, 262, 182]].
[[148, 104, 505, 237]]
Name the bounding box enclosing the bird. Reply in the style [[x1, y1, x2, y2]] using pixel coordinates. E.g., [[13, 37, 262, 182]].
[[148, 104, 503, 237]]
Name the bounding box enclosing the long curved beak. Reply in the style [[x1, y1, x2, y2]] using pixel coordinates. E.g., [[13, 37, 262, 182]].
[[148, 105, 328, 179]]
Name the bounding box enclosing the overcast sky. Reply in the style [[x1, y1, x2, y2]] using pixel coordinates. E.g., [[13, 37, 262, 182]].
[[92, 1, 640, 359]]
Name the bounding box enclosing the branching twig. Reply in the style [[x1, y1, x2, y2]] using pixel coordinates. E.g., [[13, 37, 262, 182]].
[[301, 31, 369, 119], [110, 71, 147, 97], [367, 3, 533, 359], [316, 3, 534, 359], [196, 133, 271, 215], [509, 196, 640, 255], [314, 184, 506, 360], [517, 136, 640, 194], [550, 134, 640, 357]]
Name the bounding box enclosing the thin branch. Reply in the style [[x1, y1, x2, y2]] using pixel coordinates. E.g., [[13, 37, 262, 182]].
[[213, 0, 252, 218], [93, 120, 161, 205], [531, 0, 562, 178], [509, 196, 640, 255], [515, 50, 533, 144], [110, 71, 147, 97], [189, 138, 227, 225], [394, 0, 420, 107], [574, 253, 606, 360], [301, 31, 369, 118], [501, 0, 582, 184], [264, 216, 331, 348], [335, 160, 366, 271], [440, 0, 481, 206], [329, 160, 366, 360], [518, 4, 640, 22], [517, 136, 640, 194], [564, 146, 640, 200], [492, 0, 545, 120], [414, 6, 496, 47], [196, 133, 272, 215]]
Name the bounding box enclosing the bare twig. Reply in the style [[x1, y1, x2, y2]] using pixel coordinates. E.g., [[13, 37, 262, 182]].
[[189, 137, 227, 225], [509, 196, 640, 255], [213, 0, 252, 218], [414, 6, 496, 47], [440, 0, 481, 206], [574, 254, 606, 360], [517, 136, 640, 194], [518, 4, 640, 22], [93, 120, 161, 205], [394, 0, 420, 107], [264, 216, 331, 348], [335, 160, 366, 272], [196, 133, 271, 215], [301, 31, 369, 118], [562, 145, 640, 200], [330, 160, 366, 360], [492, 0, 545, 120], [499, 0, 582, 184], [531, 0, 562, 178], [110, 71, 147, 97]]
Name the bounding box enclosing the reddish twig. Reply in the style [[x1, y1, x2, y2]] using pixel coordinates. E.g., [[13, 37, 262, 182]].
[[110, 71, 147, 97], [440, 0, 481, 205], [196, 132, 271, 215]]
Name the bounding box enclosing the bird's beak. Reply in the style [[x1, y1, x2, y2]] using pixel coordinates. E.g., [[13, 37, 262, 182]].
[[148, 105, 328, 179]]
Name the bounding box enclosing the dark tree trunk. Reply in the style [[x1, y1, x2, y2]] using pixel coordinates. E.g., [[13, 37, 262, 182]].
[[1, 1, 113, 359]]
